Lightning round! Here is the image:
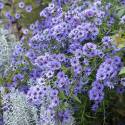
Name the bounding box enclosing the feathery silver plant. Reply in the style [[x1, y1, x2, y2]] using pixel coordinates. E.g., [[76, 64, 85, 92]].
[[2, 90, 38, 125], [1, 78, 76, 125], [0, 28, 17, 75]]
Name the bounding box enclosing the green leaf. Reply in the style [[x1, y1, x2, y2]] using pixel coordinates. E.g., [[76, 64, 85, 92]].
[[119, 67, 125, 75], [118, 44, 125, 48], [73, 95, 81, 104], [59, 91, 67, 100], [0, 77, 4, 85], [117, 9, 125, 18]]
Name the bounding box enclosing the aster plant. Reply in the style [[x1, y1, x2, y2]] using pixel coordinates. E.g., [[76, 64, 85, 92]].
[[0, 0, 125, 125]]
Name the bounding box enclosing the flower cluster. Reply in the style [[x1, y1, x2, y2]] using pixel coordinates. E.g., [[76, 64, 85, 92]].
[[27, 84, 59, 108], [89, 81, 104, 101], [96, 56, 123, 81], [28, 0, 106, 55]]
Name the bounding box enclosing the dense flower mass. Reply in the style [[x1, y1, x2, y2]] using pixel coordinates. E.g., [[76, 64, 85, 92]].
[[29, 0, 107, 54], [0, 0, 125, 125], [96, 56, 123, 81]]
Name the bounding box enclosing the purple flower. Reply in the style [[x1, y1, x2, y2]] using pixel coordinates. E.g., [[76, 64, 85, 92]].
[[96, 70, 107, 80], [113, 56, 122, 64], [57, 71, 65, 79], [104, 80, 114, 89], [57, 54, 66, 62], [57, 79, 66, 88], [105, 3, 112, 10], [116, 87, 125, 94], [91, 27, 99, 36], [46, 70, 54, 78], [51, 97, 59, 107], [48, 61, 61, 70], [0, 2, 4, 9], [15, 13, 21, 19], [83, 58, 89, 65], [82, 43, 98, 57], [73, 65, 82, 74], [97, 50, 104, 58], [84, 9, 95, 18], [18, 1, 25, 8], [29, 24, 35, 30], [89, 85, 104, 101], [58, 109, 74, 124], [95, 18, 102, 25], [91, 102, 99, 112], [70, 57, 79, 66], [22, 28, 29, 35], [84, 67, 92, 76], [74, 79, 84, 95], [50, 89, 58, 97], [13, 74, 24, 82], [0, 116, 3, 125], [19, 85, 29, 94], [74, 49, 83, 58], [89, 88, 99, 101], [26, 50, 37, 61], [96, 56, 122, 81], [40, 9, 48, 17], [102, 36, 112, 44], [92, 81, 104, 92], [120, 15, 125, 24], [27, 85, 44, 106], [5, 11, 11, 19], [25, 5, 32, 13]]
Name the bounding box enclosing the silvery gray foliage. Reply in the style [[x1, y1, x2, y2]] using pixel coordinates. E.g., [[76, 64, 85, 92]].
[[0, 28, 17, 75], [2, 89, 75, 125], [3, 90, 39, 125]]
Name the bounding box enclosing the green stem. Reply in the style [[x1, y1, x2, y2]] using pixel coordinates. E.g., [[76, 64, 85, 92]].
[[81, 98, 87, 125], [103, 101, 106, 125]]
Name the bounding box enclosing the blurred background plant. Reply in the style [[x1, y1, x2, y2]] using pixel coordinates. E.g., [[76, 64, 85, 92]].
[[0, 0, 51, 39]]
